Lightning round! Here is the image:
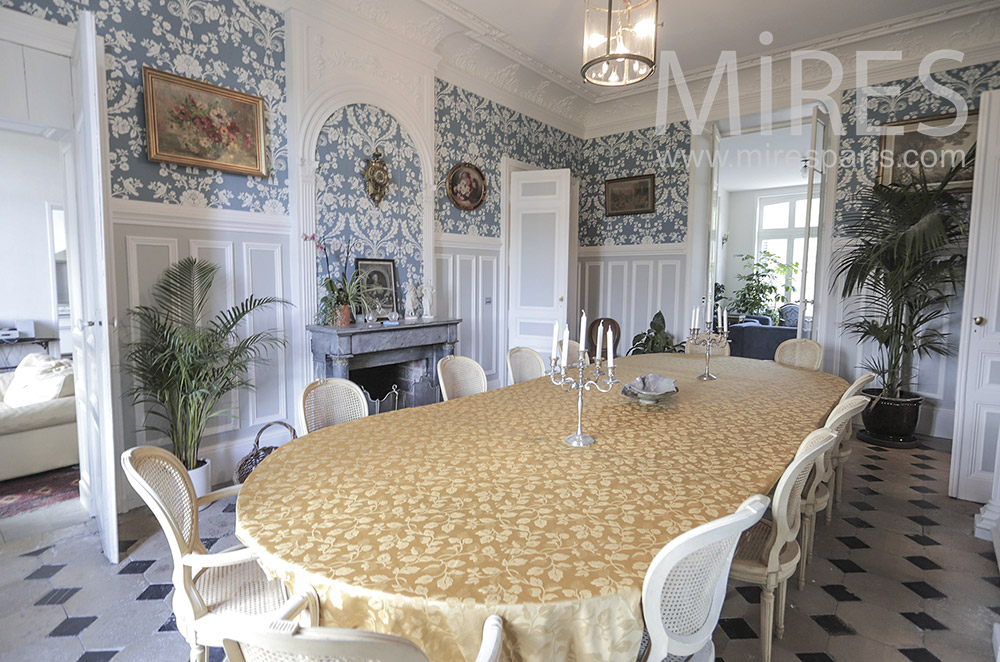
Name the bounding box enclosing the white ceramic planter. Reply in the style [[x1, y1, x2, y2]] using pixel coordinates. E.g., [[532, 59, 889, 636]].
[[187, 457, 212, 500]]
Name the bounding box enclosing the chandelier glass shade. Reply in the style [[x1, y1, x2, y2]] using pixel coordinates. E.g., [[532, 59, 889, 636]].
[[581, 0, 658, 86]]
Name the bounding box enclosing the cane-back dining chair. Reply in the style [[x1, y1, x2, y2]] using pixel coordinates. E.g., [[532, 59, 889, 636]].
[[728, 428, 838, 662], [684, 333, 731, 356], [223, 613, 504, 662], [832, 373, 876, 509], [774, 338, 823, 370], [299, 378, 369, 434], [121, 446, 319, 662], [638, 495, 769, 662], [796, 396, 870, 589], [438, 355, 488, 401], [507, 346, 547, 384]]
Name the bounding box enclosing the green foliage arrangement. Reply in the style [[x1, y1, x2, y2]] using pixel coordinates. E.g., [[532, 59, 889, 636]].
[[729, 252, 799, 324], [628, 311, 684, 355], [835, 150, 973, 399], [122, 257, 288, 470]]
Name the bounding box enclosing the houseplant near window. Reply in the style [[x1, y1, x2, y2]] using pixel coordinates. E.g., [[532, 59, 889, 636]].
[[122, 257, 288, 491], [628, 312, 684, 355], [729, 252, 799, 325], [835, 152, 973, 448]]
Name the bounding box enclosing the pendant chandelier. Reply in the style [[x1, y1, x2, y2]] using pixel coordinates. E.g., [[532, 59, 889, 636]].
[[581, 0, 658, 86]]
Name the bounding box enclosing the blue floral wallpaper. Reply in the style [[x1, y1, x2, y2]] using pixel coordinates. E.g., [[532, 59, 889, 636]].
[[4, 0, 288, 214], [434, 79, 584, 238], [578, 124, 690, 246], [315, 104, 423, 297], [835, 60, 1000, 228]]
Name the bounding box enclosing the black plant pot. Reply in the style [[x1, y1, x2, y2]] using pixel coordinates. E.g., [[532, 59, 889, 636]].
[[857, 387, 923, 449]]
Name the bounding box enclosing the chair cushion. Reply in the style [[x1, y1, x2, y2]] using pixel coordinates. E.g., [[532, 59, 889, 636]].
[[3, 353, 74, 408]]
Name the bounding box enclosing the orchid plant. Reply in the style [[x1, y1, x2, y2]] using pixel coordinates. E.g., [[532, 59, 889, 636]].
[[303, 234, 372, 324]]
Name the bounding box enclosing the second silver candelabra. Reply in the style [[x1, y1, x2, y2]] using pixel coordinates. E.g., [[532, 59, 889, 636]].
[[550, 356, 619, 447], [688, 327, 729, 381]]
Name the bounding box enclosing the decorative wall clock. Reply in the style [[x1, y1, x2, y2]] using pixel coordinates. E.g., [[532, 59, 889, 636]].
[[362, 150, 389, 207]]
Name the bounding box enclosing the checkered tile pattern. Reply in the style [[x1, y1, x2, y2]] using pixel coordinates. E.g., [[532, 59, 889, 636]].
[[0, 437, 997, 661]]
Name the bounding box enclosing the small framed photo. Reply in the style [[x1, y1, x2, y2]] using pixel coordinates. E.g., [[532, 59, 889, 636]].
[[142, 67, 268, 177], [879, 111, 977, 192], [446, 162, 487, 211], [605, 174, 655, 216], [355, 258, 397, 318]]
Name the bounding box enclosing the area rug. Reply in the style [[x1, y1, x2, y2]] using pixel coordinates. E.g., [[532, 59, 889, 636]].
[[0, 465, 80, 518]]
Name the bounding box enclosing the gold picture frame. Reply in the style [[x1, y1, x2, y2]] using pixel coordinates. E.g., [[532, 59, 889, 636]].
[[605, 174, 655, 216], [142, 67, 267, 177], [878, 111, 977, 192]]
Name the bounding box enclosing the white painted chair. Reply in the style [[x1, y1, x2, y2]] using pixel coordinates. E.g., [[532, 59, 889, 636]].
[[774, 338, 823, 370], [437, 355, 488, 401], [684, 333, 731, 356], [728, 428, 838, 662], [507, 346, 547, 384], [639, 495, 769, 662], [797, 396, 870, 589], [223, 613, 504, 662], [832, 373, 876, 510], [561, 339, 590, 365], [299, 378, 369, 434], [121, 446, 319, 662]]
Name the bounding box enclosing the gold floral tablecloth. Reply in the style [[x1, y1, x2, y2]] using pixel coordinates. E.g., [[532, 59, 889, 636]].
[[236, 355, 847, 662]]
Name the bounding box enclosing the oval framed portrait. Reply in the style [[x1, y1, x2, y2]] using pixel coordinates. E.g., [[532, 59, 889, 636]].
[[446, 162, 487, 211]]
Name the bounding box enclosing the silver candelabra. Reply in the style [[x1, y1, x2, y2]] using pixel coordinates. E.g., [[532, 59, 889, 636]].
[[549, 356, 619, 447], [688, 327, 729, 381]]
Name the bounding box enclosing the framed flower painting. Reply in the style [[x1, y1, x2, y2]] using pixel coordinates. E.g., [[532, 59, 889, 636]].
[[446, 162, 487, 211], [142, 67, 268, 177]]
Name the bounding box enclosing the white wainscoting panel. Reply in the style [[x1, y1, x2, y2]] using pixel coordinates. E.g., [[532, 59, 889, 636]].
[[244, 242, 287, 426], [435, 234, 503, 388], [578, 244, 689, 352]]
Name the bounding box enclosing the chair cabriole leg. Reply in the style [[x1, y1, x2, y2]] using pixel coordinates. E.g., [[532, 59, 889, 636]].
[[775, 578, 788, 640], [760, 583, 775, 662]]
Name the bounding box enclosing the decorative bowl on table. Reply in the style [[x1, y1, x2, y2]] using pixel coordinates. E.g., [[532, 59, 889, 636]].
[[621, 373, 678, 405]]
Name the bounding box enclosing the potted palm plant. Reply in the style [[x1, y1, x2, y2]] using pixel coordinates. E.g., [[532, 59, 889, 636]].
[[729, 252, 799, 325], [835, 151, 973, 448], [122, 257, 288, 494]]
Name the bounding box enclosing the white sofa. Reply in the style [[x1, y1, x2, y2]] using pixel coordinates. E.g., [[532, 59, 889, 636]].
[[0, 354, 79, 482]]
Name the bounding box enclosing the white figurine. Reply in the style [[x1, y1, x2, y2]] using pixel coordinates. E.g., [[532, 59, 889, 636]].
[[420, 280, 435, 320], [404, 282, 419, 320]]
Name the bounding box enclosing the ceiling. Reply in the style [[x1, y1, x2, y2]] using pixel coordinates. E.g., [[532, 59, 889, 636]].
[[718, 128, 812, 192], [461, 0, 957, 99]]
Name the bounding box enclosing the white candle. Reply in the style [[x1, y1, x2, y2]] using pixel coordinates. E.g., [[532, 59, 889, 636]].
[[607, 328, 615, 368], [717, 305, 722, 331], [595, 322, 604, 361], [723, 308, 729, 332], [561, 326, 570, 368], [579, 310, 587, 344], [690, 308, 696, 329], [694, 307, 700, 331], [551, 321, 559, 361]]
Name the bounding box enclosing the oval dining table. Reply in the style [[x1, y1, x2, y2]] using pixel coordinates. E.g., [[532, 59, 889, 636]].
[[236, 353, 847, 662]]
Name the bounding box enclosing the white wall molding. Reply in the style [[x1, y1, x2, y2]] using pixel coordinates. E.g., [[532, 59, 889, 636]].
[[578, 243, 688, 258], [434, 232, 502, 251], [0, 7, 75, 57], [111, 198, 291, 234]]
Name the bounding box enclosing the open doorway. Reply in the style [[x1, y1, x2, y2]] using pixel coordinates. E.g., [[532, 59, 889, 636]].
[[0, 127, 88, 540], [710, 117, 828, 360]]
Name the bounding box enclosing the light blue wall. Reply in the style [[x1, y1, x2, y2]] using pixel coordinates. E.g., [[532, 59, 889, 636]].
[[314, 104, 423, 303], [835, 60, 1000, 227], [434, 79, 584, 238], [578, 124, 690, 246], [5, 0, 289, 214]]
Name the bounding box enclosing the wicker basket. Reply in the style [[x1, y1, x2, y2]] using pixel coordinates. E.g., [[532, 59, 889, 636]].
[[233, 421, 297, 484]]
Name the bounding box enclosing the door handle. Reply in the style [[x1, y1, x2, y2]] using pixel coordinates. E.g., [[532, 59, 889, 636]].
[[558, 296, 564, 302], [975, 316, 986, 326]]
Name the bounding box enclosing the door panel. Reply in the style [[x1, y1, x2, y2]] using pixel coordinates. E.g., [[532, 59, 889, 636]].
[[507, 169, 571, 358]]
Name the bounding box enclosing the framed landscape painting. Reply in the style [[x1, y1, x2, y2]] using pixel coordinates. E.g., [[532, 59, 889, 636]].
[[605, 174, 655, 216], [879, 111, 977, 192], [142, 67, 267, 177]]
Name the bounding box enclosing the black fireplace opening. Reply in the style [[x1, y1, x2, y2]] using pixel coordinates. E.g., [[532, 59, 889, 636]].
[[348, 359, 438, 414]]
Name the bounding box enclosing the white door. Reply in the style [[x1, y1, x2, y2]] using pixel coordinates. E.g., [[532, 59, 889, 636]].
[[950, 90, 1000, 507], [797, 107, 828, 339], [507, 169, 571, 359], [67, 11, 120, 561]]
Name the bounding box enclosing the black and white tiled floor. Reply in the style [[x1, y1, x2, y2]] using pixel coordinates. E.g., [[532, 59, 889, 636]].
[[0, 438, 997, 661]]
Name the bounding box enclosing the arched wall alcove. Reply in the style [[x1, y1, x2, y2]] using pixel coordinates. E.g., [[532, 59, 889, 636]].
[[295, 85, 436, 322]]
